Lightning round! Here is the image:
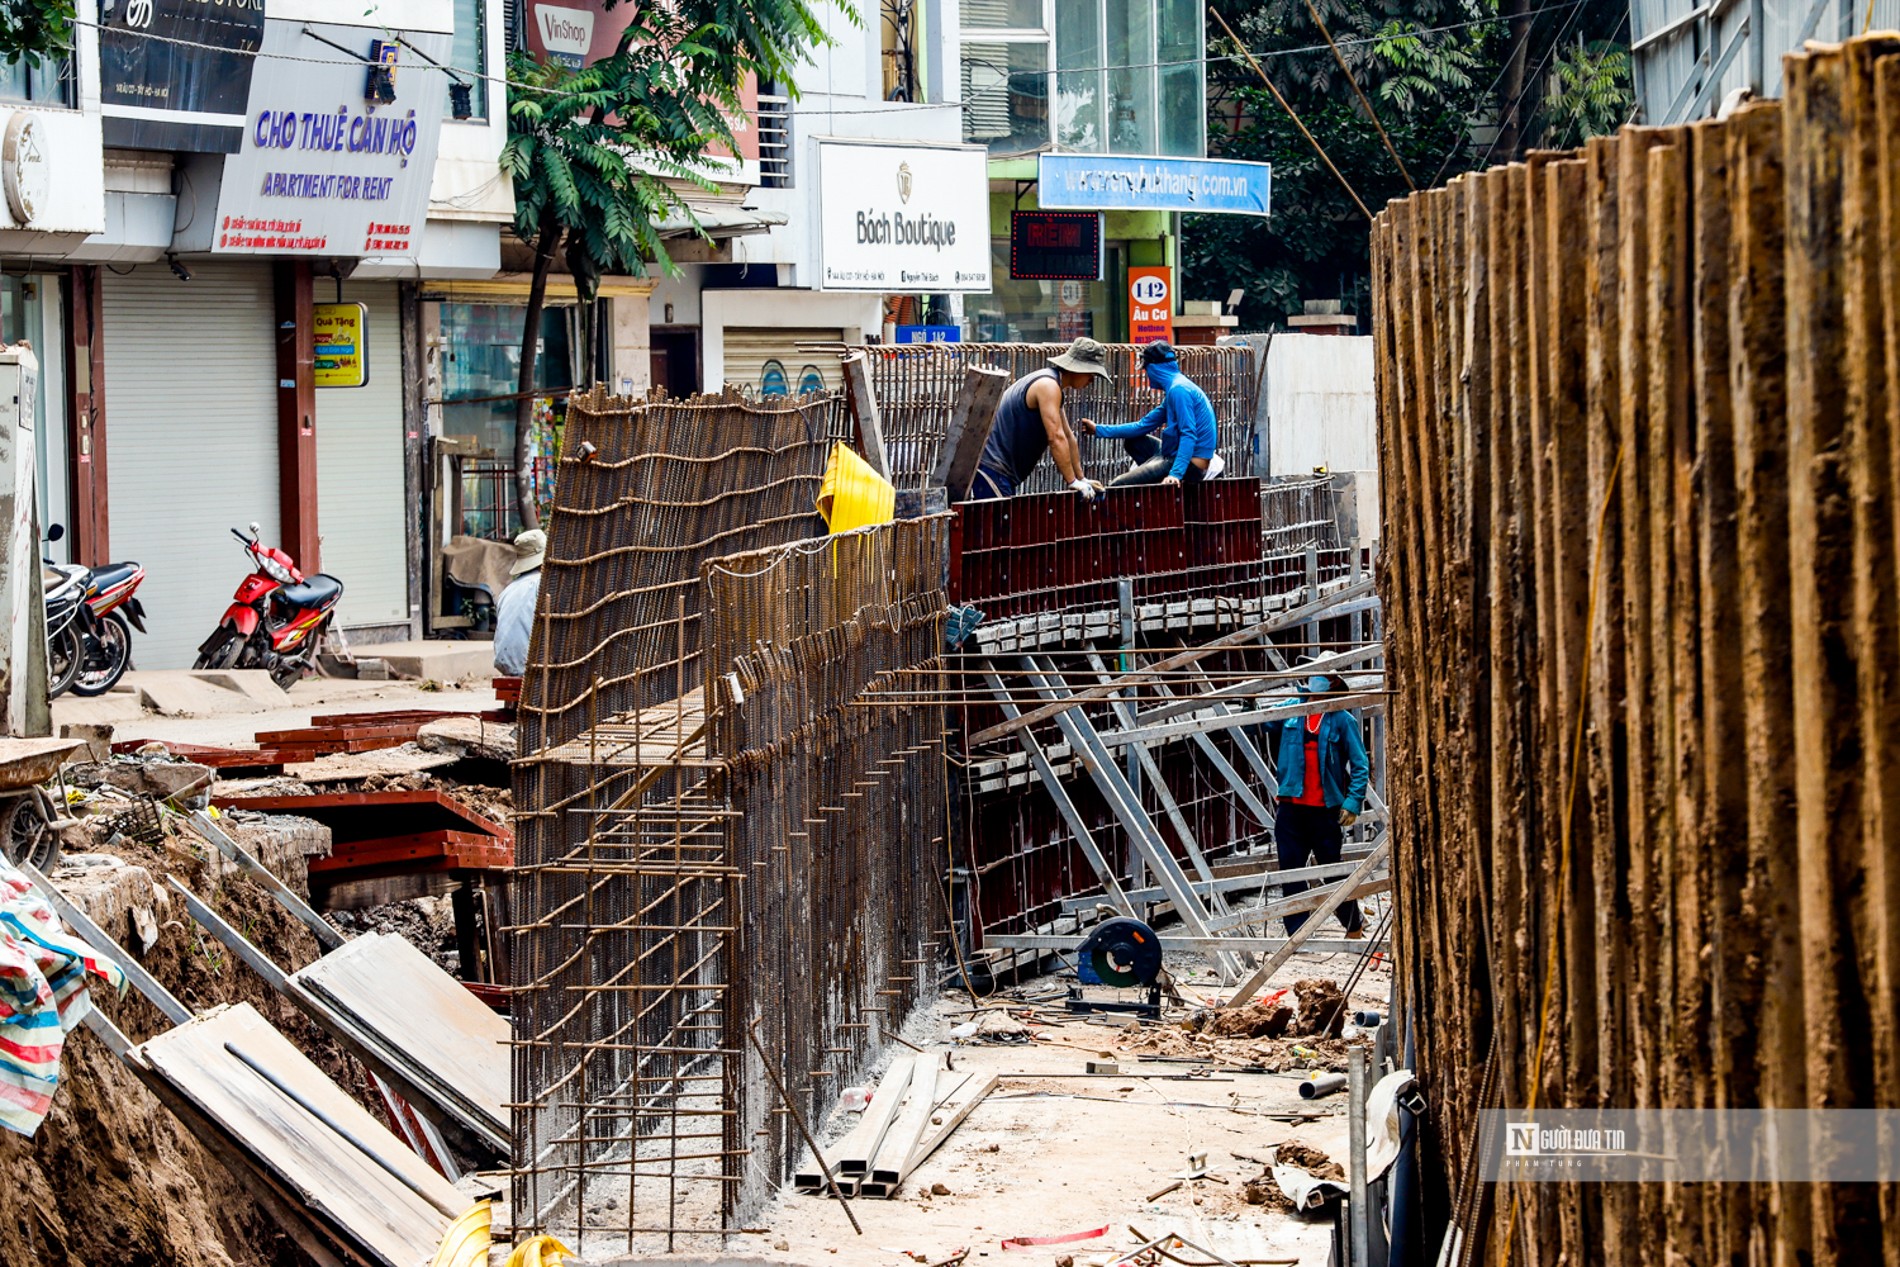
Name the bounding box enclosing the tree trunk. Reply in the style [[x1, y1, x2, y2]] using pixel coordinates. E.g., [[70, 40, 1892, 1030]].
[[514, 219, 563, 533], [1494, 0, 1534, 161]]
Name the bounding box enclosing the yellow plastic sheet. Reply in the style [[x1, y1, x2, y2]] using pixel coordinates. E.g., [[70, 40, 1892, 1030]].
[[503, 1234, 574, 1267], [428, 1203, 493, 1267], [816, 442, 895, 533]]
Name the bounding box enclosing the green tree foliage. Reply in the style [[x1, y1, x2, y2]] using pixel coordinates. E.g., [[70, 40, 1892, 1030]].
[[500, 0, 830, 528], [1187, 0, 1628, 331], [0, 0, 73, 66], [1540, 40, 1635, 148]]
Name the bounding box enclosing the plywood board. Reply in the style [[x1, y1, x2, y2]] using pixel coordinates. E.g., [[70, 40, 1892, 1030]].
[[137, 1003, 460, 1267], [293, 932, 509, 1137]]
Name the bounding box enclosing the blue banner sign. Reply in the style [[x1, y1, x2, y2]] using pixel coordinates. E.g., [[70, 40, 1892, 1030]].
[[896, 325, 962, 344], [1036, 154, 1272, 217]]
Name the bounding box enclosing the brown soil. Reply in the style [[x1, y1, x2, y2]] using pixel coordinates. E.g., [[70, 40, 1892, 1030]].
[[1291, 978, 1347, 1037], [0, 819, 384, 1267], [1199, 1000, 1293, 1039], [1273, 1139, 1345, 1180], [1115, 1020, 1359, 1072]]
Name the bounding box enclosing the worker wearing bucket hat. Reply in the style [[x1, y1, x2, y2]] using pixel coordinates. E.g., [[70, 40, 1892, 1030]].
[[492, 528, 546, 677], [1265, 670, 1370, 938], [970, 337, 1112, 500]]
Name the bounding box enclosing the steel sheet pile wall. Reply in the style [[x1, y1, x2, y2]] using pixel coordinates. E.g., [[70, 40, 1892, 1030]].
[[1373, 35, 1900, 1264], [512, 388, 857, 1244], [867, 342, 1255, 493], [704, 520, 949, 1217]]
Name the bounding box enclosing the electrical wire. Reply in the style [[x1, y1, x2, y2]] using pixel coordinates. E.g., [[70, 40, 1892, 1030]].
[[64, 0, 1597, 118], [1302, 0, 1416, 191]]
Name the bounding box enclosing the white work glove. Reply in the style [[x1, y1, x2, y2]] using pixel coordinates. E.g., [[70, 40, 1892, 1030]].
[[1071, 477, 1105, 500]]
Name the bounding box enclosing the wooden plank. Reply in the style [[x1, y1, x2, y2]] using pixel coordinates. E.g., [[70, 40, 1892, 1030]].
[[840, 351, 891, 481], [929, 364, 1009, 500], [796, 1057, 913, 1188], [138, 1003, 461, 1267]]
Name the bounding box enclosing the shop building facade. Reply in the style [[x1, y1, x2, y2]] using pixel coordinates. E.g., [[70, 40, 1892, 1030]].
[[39, 0, 513, 667]]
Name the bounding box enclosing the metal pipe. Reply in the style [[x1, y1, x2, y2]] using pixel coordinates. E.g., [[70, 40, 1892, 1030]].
[[1348, 1046, 1370, 1265], [1299, 1072, 1348, 1100]]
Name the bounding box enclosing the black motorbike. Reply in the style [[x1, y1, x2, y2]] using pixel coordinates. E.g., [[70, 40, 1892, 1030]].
[[43, 524, 148, 699]]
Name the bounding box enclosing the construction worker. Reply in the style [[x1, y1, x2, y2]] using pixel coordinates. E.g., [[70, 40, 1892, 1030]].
[[1080, 340, 1223, 487], [971, 337, 1111, 500], [491, 528, 546, 677], [1270, 672, 1369, 939]]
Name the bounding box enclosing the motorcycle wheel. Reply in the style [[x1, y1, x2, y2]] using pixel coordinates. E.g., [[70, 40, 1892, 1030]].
[[270, 655, 306, 692], [71, 611, 134, 697], [46, 624, 82, 699], [192, 627, 245, 671], [0, 791, 59, 871]]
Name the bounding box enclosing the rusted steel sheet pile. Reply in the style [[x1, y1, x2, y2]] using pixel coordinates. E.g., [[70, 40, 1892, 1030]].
[[1373, 35, 1900, 1264], [511, 388, 946, 1244], [865, 342, 1255, 492]]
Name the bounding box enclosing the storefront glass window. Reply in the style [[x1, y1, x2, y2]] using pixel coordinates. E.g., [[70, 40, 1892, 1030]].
[[982, 0, 1201, 158], [962, 40, 1050, 154], [0, 54, 73, 107], [438, 302, 572, 538], [1104, 0, 1155, 154], [448, 0, 488, 120], [961, 0, 1043, 29], [1053, 0, 1101, 150], [966, 240, 1120, 343]]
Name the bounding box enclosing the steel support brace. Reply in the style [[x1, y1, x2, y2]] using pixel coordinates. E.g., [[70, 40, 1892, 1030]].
[[1011, 655, 1248, 982], [982, 668, 1135, 915]]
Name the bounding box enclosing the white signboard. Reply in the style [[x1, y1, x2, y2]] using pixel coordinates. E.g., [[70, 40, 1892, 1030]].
[[818, 141, 992, 293], [213, 20, 450, 258]]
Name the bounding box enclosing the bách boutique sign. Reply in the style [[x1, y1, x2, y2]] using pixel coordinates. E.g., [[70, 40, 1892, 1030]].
[[818, 141, 991, 293]]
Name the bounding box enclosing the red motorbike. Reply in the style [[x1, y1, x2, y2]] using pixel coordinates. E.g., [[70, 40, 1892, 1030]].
[[192, 523, 343, 690]]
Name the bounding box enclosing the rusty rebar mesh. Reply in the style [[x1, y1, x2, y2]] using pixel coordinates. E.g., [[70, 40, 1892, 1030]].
[[863, 342, 1256, 493], [1374, 36, 1900, 1265], [703, 517, 949, 1218], [516, 386, 853, 759], [512, 384, 948, 1245]]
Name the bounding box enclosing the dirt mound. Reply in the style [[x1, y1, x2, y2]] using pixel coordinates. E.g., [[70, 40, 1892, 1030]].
[[0, 819, 380, 1267], [1274, 1139, 1345, 1180], [1199, 999, 1293, 1039], [1292, 977, 1347, 1036]]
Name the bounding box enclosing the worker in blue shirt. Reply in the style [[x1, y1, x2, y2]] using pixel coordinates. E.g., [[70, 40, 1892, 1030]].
[[1080, 341, 1223, 487]]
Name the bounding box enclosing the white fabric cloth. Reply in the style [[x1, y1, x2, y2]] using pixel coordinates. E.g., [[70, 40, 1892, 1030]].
[[492, 569, 541, 676]]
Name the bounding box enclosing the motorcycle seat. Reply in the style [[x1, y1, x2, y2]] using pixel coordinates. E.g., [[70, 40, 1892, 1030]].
[[279, 573, 343, 608], [90, 561, 141, 591]]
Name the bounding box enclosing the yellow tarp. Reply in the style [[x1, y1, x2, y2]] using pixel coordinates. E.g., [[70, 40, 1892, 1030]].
[[816, 442, 895, 533]]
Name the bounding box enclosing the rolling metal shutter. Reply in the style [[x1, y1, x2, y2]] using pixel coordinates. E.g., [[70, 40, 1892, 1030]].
[[315, 283, 408, 630], [722, 327, 843, 396], [103, 262, 278, 670]]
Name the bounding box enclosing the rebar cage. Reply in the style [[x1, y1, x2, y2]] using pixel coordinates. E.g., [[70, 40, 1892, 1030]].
[[512, 388, 948, 1248]]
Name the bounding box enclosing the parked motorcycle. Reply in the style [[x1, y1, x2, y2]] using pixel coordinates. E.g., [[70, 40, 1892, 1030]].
[[43, 524, 148, 699], [193, 523, 343, 690]]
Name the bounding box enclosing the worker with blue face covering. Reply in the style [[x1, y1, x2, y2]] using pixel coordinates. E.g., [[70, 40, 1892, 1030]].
[[1079, 341, 1224, 487], [1266, 671, 1370, 939]]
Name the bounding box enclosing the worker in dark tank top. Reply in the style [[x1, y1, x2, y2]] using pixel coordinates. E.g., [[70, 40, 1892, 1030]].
[[970, 337, 1112, 500]]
